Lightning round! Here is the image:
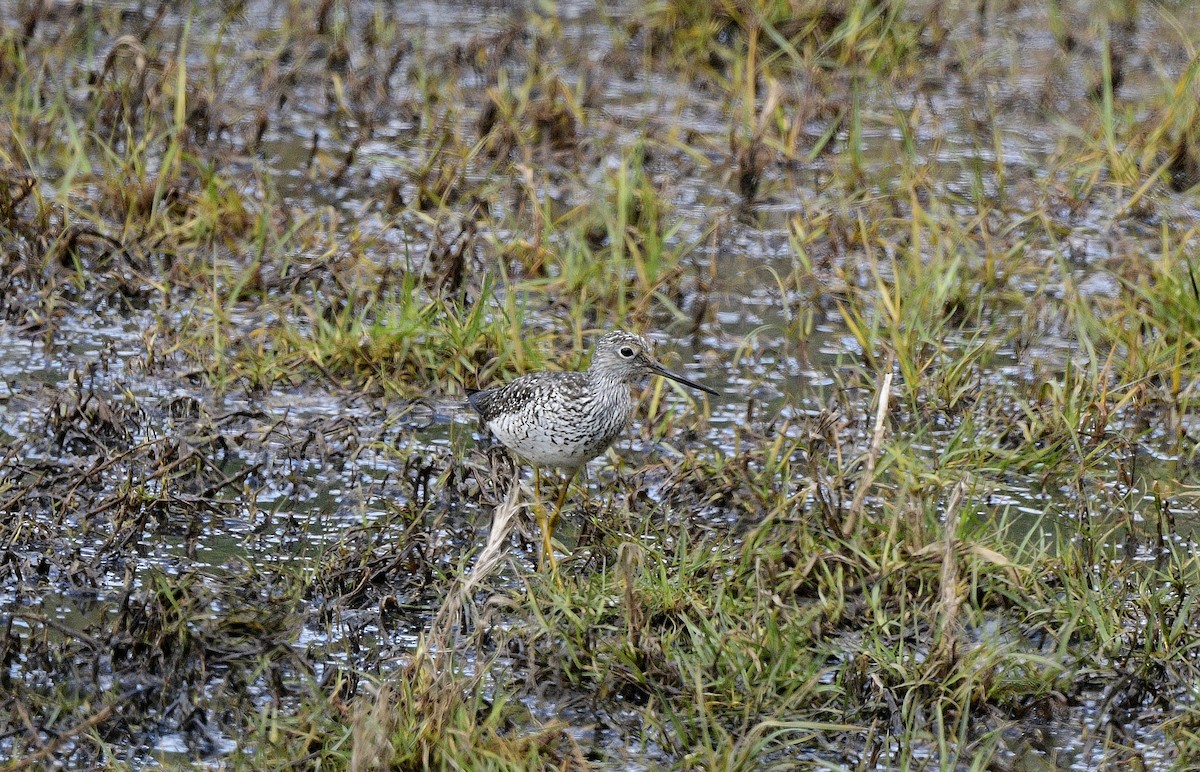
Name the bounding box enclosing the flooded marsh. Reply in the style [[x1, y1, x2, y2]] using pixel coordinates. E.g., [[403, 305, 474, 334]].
[[4, 0, 1200, 768]]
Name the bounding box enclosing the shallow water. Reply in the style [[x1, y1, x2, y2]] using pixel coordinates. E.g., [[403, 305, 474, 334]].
[[4, 0, 1200, 767]]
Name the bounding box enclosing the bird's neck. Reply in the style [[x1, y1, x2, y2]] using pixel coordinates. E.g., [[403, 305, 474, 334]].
[[589, 370, 637, 410], [588, 368, 629, 390]]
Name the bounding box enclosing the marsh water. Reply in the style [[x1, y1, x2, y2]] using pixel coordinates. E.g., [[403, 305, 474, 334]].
[[4, 0, 1200, 768]]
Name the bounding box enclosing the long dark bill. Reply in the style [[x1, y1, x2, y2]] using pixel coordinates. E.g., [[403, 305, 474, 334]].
[[650, 361, 720, 396]]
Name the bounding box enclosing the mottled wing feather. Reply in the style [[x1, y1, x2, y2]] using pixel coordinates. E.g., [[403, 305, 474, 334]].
[[466, 372, 590, 423]]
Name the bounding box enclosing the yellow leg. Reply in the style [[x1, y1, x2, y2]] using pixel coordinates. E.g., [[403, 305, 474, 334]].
[[532, 467, 564, 574], [532, 467, 550, 572], [543, 468, 577, 574]]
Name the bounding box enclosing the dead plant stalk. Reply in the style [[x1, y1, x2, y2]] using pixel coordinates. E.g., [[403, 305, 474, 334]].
[[843, 369, 893, 537]]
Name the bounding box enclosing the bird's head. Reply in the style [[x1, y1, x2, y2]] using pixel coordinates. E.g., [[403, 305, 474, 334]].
[[589, 330, 719, 396]]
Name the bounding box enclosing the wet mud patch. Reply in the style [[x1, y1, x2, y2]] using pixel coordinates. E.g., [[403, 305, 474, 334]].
[[0, 346, 482, 764]]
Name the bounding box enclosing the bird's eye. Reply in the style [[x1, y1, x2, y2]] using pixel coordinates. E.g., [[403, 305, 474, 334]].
[[619, 345, 636, 358]]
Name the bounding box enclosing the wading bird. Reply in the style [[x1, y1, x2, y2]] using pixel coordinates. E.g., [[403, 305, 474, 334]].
[[467, 330, 719, 571]]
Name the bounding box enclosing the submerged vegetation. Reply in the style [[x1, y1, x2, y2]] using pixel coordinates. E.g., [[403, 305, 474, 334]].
[[4, 0, 1200, 767]]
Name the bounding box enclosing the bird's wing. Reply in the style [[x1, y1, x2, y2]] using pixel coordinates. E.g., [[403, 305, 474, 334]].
[[466, 372, 589, 422]]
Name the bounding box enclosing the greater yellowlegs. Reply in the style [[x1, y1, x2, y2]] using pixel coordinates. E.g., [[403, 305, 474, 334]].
[[467, 330, 719, 571]]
